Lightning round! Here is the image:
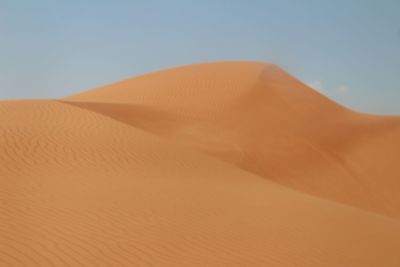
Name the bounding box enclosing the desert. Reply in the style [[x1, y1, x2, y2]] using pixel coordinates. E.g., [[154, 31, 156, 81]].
[[1, 61, 400, 266]]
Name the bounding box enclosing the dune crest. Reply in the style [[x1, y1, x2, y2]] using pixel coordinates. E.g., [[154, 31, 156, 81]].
[[1, 62, 400, 266]]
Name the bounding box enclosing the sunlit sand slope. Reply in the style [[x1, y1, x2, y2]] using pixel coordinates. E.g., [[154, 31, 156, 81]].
[[66, 62, 400, 217], [1, 100, 400, 266]]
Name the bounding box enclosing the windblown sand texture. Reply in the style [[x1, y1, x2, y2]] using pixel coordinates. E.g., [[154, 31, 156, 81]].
[[1, 62, 400, 266]]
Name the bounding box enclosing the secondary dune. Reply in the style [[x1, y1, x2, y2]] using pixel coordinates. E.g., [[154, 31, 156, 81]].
[[1, 61, 400, 266]]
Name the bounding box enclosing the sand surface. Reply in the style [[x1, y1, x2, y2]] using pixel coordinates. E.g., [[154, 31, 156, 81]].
[[1, 62, 400, 266]]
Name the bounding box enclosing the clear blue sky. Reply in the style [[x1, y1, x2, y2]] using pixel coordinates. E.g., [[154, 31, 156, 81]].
[[1, 0, 399, 114]]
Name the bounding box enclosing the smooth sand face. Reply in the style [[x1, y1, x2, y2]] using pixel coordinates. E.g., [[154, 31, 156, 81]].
[[1, 62, 400, 266]]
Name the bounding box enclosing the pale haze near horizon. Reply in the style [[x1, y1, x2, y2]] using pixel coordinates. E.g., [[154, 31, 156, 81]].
[[0, 0, 399, 114]]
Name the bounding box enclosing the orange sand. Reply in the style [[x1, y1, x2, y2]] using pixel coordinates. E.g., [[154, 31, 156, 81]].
[[1, 62, 400, 266]]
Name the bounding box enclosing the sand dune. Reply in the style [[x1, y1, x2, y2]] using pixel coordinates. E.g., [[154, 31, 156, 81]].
[[1, 62, 400, 266], [66, 62, 400, 217]]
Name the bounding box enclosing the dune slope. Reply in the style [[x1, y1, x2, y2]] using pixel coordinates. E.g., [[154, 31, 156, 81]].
[[66, 61, 400, 217], [1, 100, 400, 266]]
